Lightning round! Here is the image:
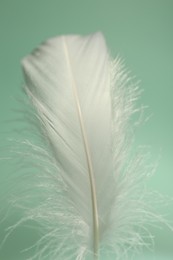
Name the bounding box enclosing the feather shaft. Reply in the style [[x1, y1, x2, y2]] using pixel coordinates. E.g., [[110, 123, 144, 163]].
[[62, 36, 99, 258]]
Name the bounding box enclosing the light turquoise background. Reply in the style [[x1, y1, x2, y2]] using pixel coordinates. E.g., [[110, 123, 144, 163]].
[[0, 0, 173, 259]]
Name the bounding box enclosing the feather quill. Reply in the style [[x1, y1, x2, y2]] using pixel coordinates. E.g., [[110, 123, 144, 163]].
[[4, 32, 162, 259]]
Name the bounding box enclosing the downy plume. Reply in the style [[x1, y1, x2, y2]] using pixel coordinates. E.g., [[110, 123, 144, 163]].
[[2, 32, 168, 260]]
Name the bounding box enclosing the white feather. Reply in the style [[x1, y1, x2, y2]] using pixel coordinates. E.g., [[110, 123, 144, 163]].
[[5, 32, 162, 259], [22, 32, 114, 259]]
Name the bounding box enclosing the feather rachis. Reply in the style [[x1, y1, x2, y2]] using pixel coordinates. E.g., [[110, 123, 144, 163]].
[[62, 36, 99, 258]]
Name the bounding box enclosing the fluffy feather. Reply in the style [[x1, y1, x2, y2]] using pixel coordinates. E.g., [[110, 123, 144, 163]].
[[3, 32, 162, 260]]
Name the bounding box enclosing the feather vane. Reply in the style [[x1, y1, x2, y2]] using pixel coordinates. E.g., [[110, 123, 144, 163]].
[[22, 32, 114, 259], [5, 32, 159, 259]]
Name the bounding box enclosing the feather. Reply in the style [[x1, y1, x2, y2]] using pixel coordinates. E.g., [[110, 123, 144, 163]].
[[22, 32, 114, 259], [6, 32, 162, 259]]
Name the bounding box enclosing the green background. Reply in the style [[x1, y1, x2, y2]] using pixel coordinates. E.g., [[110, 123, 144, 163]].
[[0, 0, 173, 259]]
